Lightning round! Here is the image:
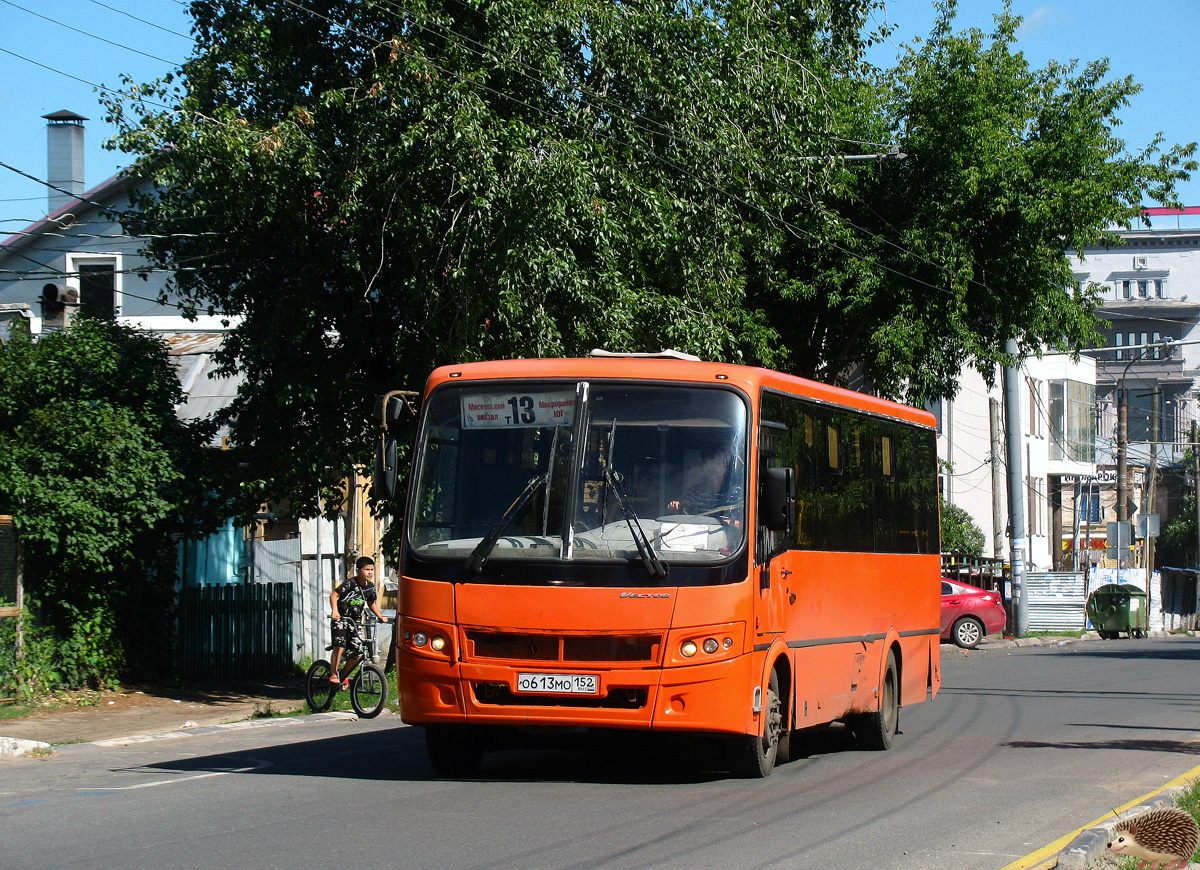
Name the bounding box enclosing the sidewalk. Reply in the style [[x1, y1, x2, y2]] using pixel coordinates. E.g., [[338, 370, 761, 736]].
[[0, 676, 309, 754]]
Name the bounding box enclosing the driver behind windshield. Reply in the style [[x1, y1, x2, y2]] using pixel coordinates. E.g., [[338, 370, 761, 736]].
[[667, 450, 743, 527]]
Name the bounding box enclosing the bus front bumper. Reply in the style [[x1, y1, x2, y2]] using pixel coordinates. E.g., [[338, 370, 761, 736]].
[[398, 652, 759, 736]]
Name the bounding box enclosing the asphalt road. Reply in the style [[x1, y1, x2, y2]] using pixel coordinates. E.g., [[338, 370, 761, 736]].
[[2, 635, 1198, 870]]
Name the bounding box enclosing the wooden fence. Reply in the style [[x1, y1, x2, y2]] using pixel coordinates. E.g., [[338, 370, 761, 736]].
[[179, 583, 294, 679]]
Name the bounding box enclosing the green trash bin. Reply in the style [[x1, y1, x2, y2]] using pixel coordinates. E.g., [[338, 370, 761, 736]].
[[1086, 583, 1149, 639]]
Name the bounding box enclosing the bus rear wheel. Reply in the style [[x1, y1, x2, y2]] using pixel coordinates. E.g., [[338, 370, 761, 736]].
[[849, 649, 898, 751], [729, 670, 782, 778], [425, 725, 484, 777]]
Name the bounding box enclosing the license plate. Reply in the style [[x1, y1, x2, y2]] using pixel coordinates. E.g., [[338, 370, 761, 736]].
[[515, 673, 598, 695]]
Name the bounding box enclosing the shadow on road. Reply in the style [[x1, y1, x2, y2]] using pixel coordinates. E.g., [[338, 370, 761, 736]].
[[1005, 737, 1200, 754], [127, 726, 755, 785]]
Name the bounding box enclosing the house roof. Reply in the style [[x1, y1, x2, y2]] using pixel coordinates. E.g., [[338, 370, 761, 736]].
[[163, 332, 241, 432], [0, 171, 138, 254]]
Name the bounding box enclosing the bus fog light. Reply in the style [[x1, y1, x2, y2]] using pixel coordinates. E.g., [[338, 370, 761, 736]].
[[681, 640, 697, 657], [413, 631, 428, 647], [430, 636, 446, 652], [703, 638, 719, 654], [723, 637, 733, 648]]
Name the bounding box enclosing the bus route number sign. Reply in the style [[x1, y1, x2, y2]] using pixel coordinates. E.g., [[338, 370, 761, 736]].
[[515, 673, 598, 695], [462, 391, 575, 428]]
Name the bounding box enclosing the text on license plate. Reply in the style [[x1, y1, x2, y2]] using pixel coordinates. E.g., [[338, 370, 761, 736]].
[[516, 673, 598, 694]]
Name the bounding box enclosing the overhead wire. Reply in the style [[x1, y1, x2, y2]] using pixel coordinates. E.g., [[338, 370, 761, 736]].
[[0, 0, 179, 64]]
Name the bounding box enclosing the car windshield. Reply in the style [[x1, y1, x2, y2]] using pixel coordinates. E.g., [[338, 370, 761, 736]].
[[407, 381, 748, 570]]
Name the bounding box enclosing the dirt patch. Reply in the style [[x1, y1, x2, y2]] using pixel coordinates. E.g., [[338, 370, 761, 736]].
[[0, 678, 307, 746]]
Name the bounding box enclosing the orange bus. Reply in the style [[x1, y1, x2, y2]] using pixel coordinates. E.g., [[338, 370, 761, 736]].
[[376, 351, 941, 777]]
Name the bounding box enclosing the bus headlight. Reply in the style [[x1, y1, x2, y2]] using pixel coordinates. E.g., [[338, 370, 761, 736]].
[[665, 623, 745, 666], [398, 618, 454, 662]]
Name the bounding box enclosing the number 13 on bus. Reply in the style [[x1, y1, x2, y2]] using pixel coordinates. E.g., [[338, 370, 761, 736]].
[[374, 351, 941, 778]]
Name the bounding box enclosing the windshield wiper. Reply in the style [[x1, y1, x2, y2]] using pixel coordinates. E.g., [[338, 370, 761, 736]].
[[465, 474, 548, 573], [603, 467, 668, 579]]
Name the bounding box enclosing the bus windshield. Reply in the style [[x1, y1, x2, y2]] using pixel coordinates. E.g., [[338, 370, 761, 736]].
[[408, 382, 748, 570]]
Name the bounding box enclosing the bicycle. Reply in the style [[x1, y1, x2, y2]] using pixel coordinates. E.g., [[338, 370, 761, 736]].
[[305, 613, 389, 718]]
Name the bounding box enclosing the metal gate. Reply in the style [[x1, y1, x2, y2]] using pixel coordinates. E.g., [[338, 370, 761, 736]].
[[178, 582, 293, 679]]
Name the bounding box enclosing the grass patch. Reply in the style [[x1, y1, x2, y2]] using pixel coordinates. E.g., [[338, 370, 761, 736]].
[[0, 702, 33, 720], [321, 665, 399, 716]]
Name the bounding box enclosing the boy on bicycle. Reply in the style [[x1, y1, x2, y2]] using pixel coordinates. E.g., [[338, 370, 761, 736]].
[[329, 556, 390, 687]]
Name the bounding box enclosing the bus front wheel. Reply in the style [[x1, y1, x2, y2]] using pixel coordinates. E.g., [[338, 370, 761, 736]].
[[729, 670, 782, 778], [425, 725, 484, 777], [849, 649, 898, 751]]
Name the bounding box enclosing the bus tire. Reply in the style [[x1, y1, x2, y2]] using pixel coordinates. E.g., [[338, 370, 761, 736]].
[[425, 725, 484, 777], [849, 649, 898, 751], [729, 670, 782, 778]]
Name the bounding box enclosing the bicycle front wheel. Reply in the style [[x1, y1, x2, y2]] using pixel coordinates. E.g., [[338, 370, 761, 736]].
[[351, 664, 387, 718], [305, 659, 337, 712]]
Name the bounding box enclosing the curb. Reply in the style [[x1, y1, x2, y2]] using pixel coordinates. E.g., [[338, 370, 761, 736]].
[[1056, 787, 1188, 869], [978, 628, 1198, 652], [0, 708, 397, 758], [0, 735, 51, 759], [1001, 761, 1200, 869]]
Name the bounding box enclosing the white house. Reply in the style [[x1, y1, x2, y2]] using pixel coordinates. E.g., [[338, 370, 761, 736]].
[[937, 353, 1097, 573]]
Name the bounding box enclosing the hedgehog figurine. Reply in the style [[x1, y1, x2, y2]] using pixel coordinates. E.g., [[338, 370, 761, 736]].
[[1106, 806, 1199, 869]]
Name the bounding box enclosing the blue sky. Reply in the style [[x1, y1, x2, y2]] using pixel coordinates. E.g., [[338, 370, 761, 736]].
[[1, 0, 1197, 233]]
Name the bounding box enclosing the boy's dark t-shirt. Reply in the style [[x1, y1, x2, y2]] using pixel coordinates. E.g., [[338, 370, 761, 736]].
[[334, 578, 377, 621]]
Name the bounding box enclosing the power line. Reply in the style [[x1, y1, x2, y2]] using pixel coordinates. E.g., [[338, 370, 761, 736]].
[[82, 0, 192, 40], [0, 0, 178, 64]]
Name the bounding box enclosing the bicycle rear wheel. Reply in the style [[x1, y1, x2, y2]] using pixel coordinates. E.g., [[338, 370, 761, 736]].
[[351, 664, 387, 718], [305, 659, 337, 712]]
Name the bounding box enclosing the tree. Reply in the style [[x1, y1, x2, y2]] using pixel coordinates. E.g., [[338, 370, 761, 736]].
[[940, 499, 985, 557], [756, 0, 1197, 402], [100, 0, 884, 518], [103, 0, 1195, 518], [0, 318, 216, 687]]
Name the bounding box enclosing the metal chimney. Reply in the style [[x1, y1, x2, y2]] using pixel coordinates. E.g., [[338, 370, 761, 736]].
[[43, 110, 88, 215]]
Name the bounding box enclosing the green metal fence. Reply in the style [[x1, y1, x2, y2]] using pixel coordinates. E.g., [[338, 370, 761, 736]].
[[179, 583, 294, 679]]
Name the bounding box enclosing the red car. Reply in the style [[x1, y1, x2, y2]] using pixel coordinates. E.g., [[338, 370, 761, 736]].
[[940, 579, 1007, 649]]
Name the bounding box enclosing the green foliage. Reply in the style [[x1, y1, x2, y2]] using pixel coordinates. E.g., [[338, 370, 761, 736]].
[[834, 0, 1198, 402], [101, 0, 1196, 519], [0, 611, 61, 702], [941, 499, 986, 556], [1158, 491, 1197, 569], [0, 318, 209, 690]]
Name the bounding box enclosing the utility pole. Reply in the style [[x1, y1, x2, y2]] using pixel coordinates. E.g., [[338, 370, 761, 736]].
[[1117, 389, 1130, 525], [1145, 389, 1160, 596], [989, 398, 1005, 558], [1193, 419, 1200, 571], [1003, 340, 1029, 636]]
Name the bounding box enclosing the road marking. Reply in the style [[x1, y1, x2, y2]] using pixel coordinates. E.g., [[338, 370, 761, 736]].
[[998, 762, 1200, 870], [77, 758, 272, 792]]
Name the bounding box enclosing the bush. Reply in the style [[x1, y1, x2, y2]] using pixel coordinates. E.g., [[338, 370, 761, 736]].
[[941, 499, 986, 556]]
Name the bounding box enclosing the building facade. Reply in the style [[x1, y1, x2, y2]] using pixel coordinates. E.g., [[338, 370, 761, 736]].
[[1081, 222, 1200, 566], [937, 354, 1097, 573]]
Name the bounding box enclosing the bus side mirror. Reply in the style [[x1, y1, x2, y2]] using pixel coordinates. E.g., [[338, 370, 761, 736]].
[[371, 390, 418, 502], [374, 436, 398, 501], [760, 467, 795, 532]]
